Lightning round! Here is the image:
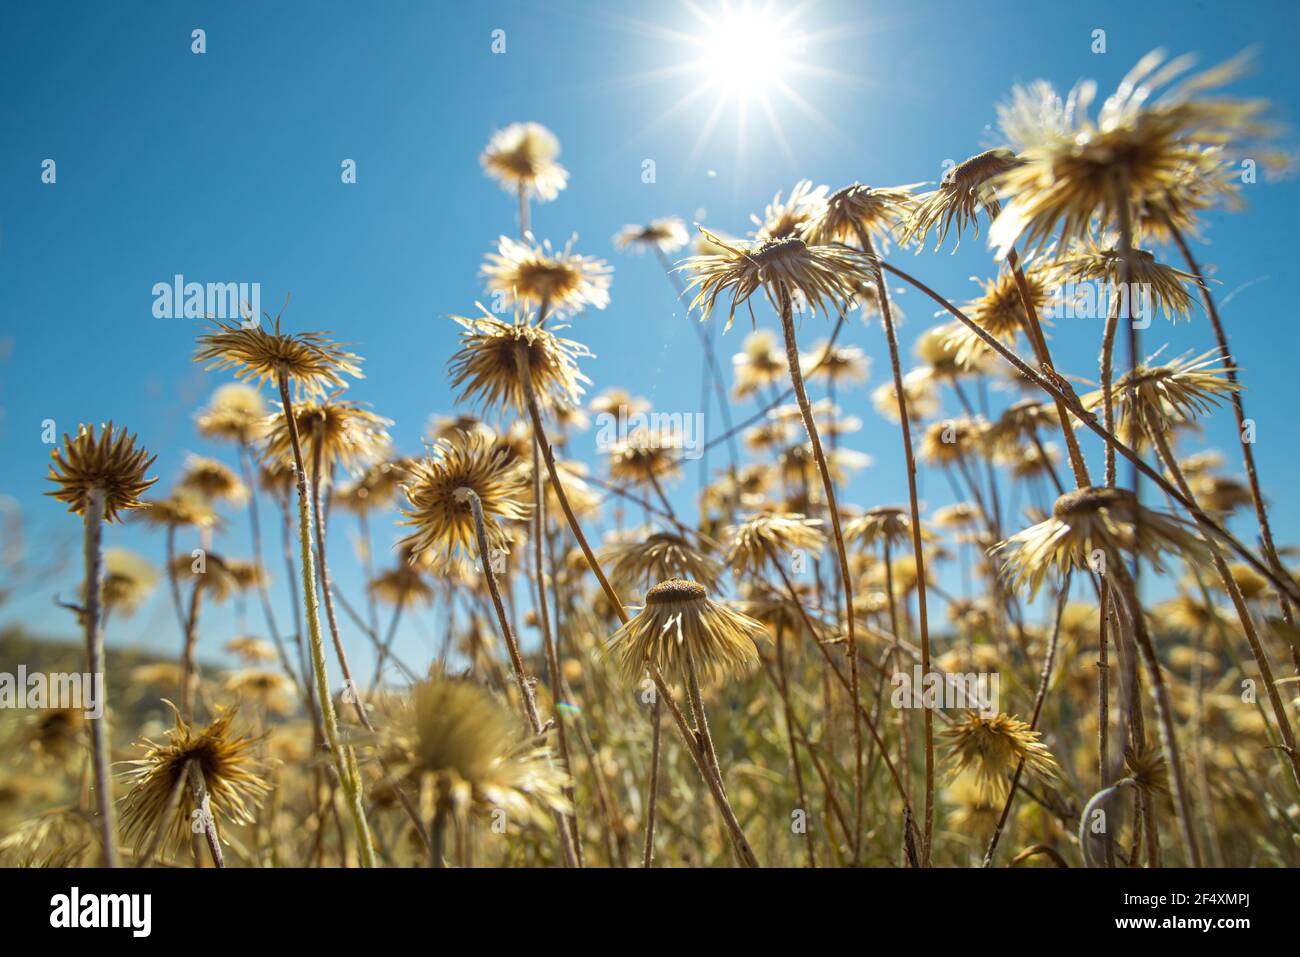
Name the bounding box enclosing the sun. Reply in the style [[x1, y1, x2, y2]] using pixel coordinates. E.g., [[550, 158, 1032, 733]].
[[702, 6, 798, 100]]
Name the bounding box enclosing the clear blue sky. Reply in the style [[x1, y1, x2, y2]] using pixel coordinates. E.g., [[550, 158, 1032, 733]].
[[2, 0, 1298, 672]]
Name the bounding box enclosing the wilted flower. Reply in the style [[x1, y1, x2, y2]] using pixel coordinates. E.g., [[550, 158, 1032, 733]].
[[46, 422, 157, 523], [607, 579, 764, 686], [480, 121, 568, 202]]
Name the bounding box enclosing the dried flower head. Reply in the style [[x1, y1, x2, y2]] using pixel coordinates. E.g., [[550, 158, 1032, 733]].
[[725, 512, 826, 577], [872, 367, 940, 423], [799, 182, 919, 252], [195, 383, 270, 444], [368, 563, 436, 607], [944, 267, 1049, 367], [178, 455, 247, 504], [600, 529, 724, 592], [481, 235, 612, 315], [682, 228, 870, 332], [732, 329, 788, 399], [336, 457, 415, 513], [994, 486, 1208, 597], [1045, 241, 1198, 322], [99, 548, 158, 617], [751, 180, 829, 241], [387, 678, 569, 824], [943, 711, 1059, 800], [480, 121, 568, 202], [46, 422, 157, 523], [903, 148, 1024, 251], [607, 579, 764, 686], [845, 505, 924, 549], [223, 635, 278, 663], [800, 339, 869, 385], [263, 398, 393, 478], [120, 703, 270, 857], [605, 429, 684, 486], [194, 316, 363, 400], [449, 306, 592, 414], [399, 430, 531, 568], [990, 51, 1279, 258], [614, 216, 689, 254], [1084, 348, 1238, 442]]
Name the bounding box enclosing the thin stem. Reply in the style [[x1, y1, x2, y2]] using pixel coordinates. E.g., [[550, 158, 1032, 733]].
[[983, 571, 1071, 866], [641, 695, 662, 868], [82, 489, 119, 868], [188, 760, 225, 868], [775, 284, 865, 862], [276, 372, 375, 868], [856, 230, 934, 864], [531, 438, 584, 865], [879, 259, 1300, 606], [1168, 221, 1297, 652], [460, 484, 579, 868]]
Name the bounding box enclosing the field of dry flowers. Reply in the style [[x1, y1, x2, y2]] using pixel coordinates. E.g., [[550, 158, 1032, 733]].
[[4, 47, 1300, 874]]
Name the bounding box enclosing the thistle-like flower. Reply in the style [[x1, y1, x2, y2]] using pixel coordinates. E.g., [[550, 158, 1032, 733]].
[[480, 122, 568, 202], [871, 368, 940, 423], [942, 711, 1059, 800], [994, 486, 1208, 597], [918, 416, 992, 467], [46, 422, 157, 523], [605, 429, 684, 486], [725, 512, 826, 577], [224, 635, 279, 662], [682, 228, 870, 332], [1045, 240, 1198, 321], [178, 455, 247, 504], [751, 180, 829, 241], [386, 678, 569, 825], [903, 148, 1024, 251], [600, 529, 724, 592], [449, 306, 592, 414], [99, 548, 158, 617], [119, 703, 270, 856], [800, 339, 869, 386], [263, 398, 393, 478], [943, 266, 1049, 366], [607, 579, 764, 686], [195, 383, 270, 444], [989, 51, 1279, 257], [613, 216, 689, 254], [336, 457, 415, 513], [368, 563, 436, 607], [481, 235, 612, 315], [399, 430, 531, 568], [844, 505, 927, 550], [1082, 348, 1239, 441], [731, 329, 788, 399], [194, 316, 363, 399], [799, 182, 919, 252]]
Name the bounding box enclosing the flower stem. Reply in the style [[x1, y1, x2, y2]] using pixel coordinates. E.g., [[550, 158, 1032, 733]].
[[460, 484, 579, 868], [83, 489, 119, 868], [276, 373, 375, 868], [854, 230, 934, 864], [878, 260, 1300, 606]]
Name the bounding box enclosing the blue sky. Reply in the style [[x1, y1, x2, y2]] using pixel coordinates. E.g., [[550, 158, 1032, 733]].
[[1, 0, 1298, 673]]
